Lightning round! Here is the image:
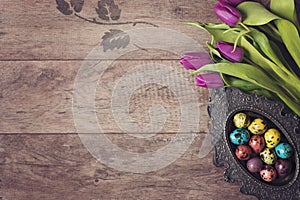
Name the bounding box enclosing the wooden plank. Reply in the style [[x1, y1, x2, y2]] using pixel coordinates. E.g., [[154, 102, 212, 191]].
[[0, 60, 210, 134], [1, 1, 278, 199], [0, 134, 257, 200], [0, 61, 77, 133], [0, 0, 218, 61], [1, 0, 297, 61]]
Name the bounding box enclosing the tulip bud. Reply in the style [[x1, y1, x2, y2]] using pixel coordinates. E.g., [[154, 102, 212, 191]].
[[195, 73, 224, 88], [216, 41, 244, 62], [180, 52, 211, 70], [219, 0, 244, 7], [214, 1, 242, 26]]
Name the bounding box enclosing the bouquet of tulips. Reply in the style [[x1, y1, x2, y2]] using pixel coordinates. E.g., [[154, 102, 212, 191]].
[[180, 0, 300, 116]]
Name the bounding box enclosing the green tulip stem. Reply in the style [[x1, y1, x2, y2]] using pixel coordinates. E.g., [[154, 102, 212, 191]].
[[223, 28, 242, 34], [239, 22, 250, 31], [232, 29, 250, 53]]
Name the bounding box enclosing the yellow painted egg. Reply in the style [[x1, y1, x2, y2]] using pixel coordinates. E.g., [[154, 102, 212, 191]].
[[264, 128, 281, 148], [248, 118, 267, 135], [233, 112, 251, 128]]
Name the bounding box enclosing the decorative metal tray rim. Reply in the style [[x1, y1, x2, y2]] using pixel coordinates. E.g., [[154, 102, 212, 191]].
[[208, 87, 300, 200]]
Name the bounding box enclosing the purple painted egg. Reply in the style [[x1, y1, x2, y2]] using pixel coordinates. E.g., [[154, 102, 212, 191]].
[[275, 159, 293, 178], [249, 135, 265, 154], [246, 157, 263, 173], [260, 165, 277, 182], [235, 145, 252, 161]]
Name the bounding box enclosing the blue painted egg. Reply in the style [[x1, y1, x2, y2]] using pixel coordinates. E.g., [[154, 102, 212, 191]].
[[275, 143, 293, 159], [229, 128, 250, 145]]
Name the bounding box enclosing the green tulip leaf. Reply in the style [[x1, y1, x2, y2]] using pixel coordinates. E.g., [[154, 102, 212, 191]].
[[270, 0, 299, 30], [192, 63, 300, 116], [183, 2, 300, 116], [188, 22, 277, 77], [186, 21, 300, 101], [185, 22, 238, 44], [237, 2, 279, 26], [238, 33, 300, 100], [221, 74, 277, 100], [221, 74, 259, 90], [188, 22, 299, 82], [238, 2, 300, 68], [248, 29, 293, 74], [274, 19, 300, 68], [192, 63, 278, 92], [206, 42, 222, 62], [238, 36, 286, 80]]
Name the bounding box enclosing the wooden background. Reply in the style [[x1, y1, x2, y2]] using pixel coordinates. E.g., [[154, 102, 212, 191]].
[[0, 0, 264, 199]]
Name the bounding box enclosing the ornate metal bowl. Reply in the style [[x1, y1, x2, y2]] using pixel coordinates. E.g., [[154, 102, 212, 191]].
[[208, 87, 300, 200]]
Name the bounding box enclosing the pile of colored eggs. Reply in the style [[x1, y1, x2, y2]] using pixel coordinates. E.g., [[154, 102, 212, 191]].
[[229, 112, 294, 183]]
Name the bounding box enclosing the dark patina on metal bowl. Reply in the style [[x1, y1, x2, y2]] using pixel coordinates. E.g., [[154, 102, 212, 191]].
[[208, 87, 300, 200]]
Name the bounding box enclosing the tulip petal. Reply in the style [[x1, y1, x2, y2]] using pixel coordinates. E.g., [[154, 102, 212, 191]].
[[195, 73, 224, 88], [214, 2, 241, 26], [180, 52, 211, 70], [216, 41, 244, 62]]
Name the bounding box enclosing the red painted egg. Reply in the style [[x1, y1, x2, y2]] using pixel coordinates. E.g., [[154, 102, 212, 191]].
[[249, 135, 265, 154], [235, 145, 252, 161]]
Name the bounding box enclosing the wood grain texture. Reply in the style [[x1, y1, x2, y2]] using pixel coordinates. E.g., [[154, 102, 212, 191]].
[[0, 134, 257, 200], [0, 0, 265, 199], [0, 0, 218, 60], [0, 60, 209, 134]]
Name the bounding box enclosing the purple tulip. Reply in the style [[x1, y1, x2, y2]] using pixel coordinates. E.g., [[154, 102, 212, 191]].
[[214, 1, 242, 26], [180, 52, 223, 88], [216, 41, 244, 62], [195, 74, 224, 88], [180, 52, 212, 70], [219, 0, 244, 7]]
